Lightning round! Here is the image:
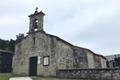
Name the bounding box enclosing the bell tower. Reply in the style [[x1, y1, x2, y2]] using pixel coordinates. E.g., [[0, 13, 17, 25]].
[[28, 7, 45, 33]]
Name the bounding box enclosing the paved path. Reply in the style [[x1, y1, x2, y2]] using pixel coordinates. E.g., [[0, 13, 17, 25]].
[[9, 77, 32, 80]]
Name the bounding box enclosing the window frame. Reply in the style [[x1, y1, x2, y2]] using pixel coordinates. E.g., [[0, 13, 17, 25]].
[[43, 56, 50, 66]]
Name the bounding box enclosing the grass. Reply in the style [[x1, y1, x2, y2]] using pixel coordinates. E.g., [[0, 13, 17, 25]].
[[0, 73, 11, 80], [32, 76, 79, 80], [0, 73, 112, 80], [0, 73, 79, 80], [32, 76, 61, 80]]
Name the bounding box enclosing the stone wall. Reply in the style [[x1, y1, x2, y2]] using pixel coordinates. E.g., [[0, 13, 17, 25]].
[[55, 39, 74, 69], [100, 57, 107, 68], [57, 68, 120, 80], [94, 55, 102, 68], [86, 50, 95, 68], [13, 32, 57, 76], [13, 31, 107, 76], [73, 47, 88, 68]]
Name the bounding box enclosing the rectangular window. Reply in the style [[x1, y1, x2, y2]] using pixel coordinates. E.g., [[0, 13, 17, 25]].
[[32, 37, 36, 48], [33, 37, 35, 45], [43, 56, 49, 66]]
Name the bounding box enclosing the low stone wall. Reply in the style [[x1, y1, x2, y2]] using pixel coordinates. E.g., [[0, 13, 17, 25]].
[[56, 68, 120, 80]]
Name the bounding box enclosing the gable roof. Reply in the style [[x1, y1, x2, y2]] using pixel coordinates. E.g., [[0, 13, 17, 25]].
[[19, 31, 106, 60], [46, 33, 106, 60]]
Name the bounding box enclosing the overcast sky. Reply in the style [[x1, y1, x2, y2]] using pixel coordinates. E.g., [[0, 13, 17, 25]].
[[0, 0, 120, 55]]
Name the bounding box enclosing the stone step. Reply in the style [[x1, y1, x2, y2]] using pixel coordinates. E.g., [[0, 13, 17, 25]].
[[9, 77, 32, 80]]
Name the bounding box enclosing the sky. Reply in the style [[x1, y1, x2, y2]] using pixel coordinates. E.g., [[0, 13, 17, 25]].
[[0, 0, 120, 55]]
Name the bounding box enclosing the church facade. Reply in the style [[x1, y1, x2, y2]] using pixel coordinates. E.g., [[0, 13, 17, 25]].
[[12, 9, 107, 76]]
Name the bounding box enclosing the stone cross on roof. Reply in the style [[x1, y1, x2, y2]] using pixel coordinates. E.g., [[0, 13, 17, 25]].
[[35, 7, 38, 13], [36, 7, 38, 11]]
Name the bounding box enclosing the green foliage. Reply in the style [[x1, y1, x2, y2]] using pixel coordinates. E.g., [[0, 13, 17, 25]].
[[0, 73, 113, 80], [0, 73, 11, 80], [16, 33, 24, 43], [8, 39, 16, 52], [0, 38, 15, 52], [0, 73, 80, 80]]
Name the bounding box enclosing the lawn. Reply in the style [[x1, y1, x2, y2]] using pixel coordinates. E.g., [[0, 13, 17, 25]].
[[0, 73, 11, 80], [32, 76, 78, 80], [0, 73, 78, 80]]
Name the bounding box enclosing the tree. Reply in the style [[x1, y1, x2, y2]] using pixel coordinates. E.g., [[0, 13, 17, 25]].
[[0, 38, 15, 52], [114, 57, 120, 68]]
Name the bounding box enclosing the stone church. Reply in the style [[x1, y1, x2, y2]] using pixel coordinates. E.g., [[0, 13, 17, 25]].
[[12, 9, 107, 76]]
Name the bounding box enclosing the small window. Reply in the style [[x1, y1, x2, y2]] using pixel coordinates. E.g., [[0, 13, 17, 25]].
[[33, 37, 35, 46], [43, 56, 49, 66]]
